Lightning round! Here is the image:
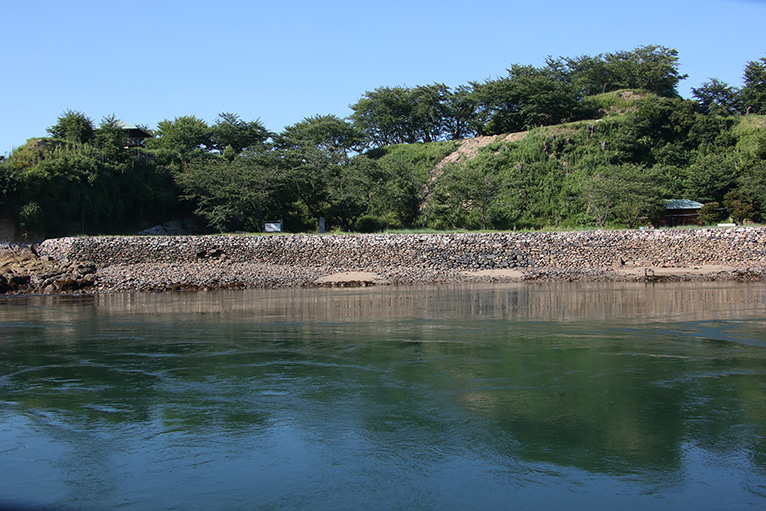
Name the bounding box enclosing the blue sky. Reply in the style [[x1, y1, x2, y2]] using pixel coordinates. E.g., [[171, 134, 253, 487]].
[[2, 0, 765, 155]]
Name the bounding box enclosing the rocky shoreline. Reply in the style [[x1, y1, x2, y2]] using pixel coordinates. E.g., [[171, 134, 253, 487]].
[[2, 228, 766, 295]]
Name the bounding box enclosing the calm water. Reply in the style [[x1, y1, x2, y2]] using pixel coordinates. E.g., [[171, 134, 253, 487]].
[[1, 283, 765, 510]]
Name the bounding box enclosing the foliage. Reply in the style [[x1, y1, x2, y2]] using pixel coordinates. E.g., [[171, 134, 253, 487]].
[[209, 113, 271, 154], [18, 201, 43, 238], [174, 156, 277, 232], [472, 64, 581, 134], [550, 45, 687, 98], [579, 164, 664, 228], [349, 84, 481, 147], [691, 78, 742, 116], [354, 215, 387, 233], [4, 134, 178, 237], [698, 202, 725, 226], [47, 110, 95, 143], [0, 158, 17, 206], [350, 84, 449, 146], [146, 115, 211, 161], [3, 46, 765, 238], [684, 153, 739, 204], [723, 189, 755, 224], [277, 114, 364, 154], [741, 56, 766, 115]]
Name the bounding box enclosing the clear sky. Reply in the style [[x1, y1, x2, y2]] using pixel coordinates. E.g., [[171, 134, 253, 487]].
[[2, 0, 765, 155]]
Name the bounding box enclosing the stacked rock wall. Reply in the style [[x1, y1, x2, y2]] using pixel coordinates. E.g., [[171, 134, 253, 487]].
[[37, 228, 766, 270]]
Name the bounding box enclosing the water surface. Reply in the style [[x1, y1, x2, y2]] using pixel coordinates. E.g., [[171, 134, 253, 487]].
[[1, 283, 765, 510]]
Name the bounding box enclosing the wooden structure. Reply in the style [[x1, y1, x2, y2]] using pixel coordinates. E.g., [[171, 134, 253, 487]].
[[663, 199, 704, 227], [115, 120, 151, 147]]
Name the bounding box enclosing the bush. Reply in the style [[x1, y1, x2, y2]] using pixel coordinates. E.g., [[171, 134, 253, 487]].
[[18, 201, 43, 238], [698, 202, 725, 225], [724, 190, 755, 224], [354, 215, 387, 233]]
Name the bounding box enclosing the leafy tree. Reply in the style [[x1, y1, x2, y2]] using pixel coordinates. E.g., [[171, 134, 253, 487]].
[[736, 162, 766, 221], [723, 189, 754, 223], [94, 115, 130, 159], [472, 64, 580, 134], [350, 84, 452, 146], [549, 53, 612, 96], [697, 202, 726, 225], [741, 56, 766, 115], [350, 86, 414, 147], [580, 170, 618, 228], [0, 158, 17, 207], [366, 141, 457, 228], [47, 110, 95, 143], [147, 116, 211, 160], [326, 156, 387, 230], [443, 84, 479, 140], [209, 113, 271, 154], [691, 78, 742, 116], [409, 83, 450, 143], [174, 156, 278, 232], [551, 45, 687, 98], [277, 114, 364, 155], [580, 164, 664, 227], [602, 45, 687, 97], [684, 153, 739, 204], [440, 158, 513, 230]]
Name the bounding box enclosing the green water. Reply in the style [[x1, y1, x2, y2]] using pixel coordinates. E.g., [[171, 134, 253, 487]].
[[1, 283, 765, 510]]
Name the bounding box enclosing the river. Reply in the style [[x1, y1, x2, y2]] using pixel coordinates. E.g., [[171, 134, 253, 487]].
[[1, 283, 765, 510]]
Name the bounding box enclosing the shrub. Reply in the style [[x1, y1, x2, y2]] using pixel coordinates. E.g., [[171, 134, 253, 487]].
[[354, 215, 386, 233], [698, 202, 725, 225]]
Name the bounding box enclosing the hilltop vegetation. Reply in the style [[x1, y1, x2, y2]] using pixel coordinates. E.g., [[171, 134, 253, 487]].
[[1, 45, 765, 239]]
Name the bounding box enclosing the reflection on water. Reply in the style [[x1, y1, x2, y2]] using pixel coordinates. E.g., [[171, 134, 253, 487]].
[[1, 282, 765, 510]]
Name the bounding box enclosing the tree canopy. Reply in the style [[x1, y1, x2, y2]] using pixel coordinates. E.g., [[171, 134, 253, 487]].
[[2, 46, 765, 239]]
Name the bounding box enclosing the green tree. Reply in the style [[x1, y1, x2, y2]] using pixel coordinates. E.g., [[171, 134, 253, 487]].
[[0, 158, 17, 207], [209, 113, 271, 154], [472, 64, 580, 134], [691, 78, 742, 116], [409, 83, 450, 143], [550, 45, 686, 98], [741, 56, 766, 115], [277, 114, 364, 155], [549, 53, 612, 96], [47, 110, 95, 143], [350, 86, 414, 147], [443, 84, 479, 140], [735, 162, 766, 221], [723, 189, 754, 223], [174, 156, 278, 232], [94, 115, 129, 159], [602, 45, 687, 97], [349, 84, 452, 146], [580, 164, 664, 228], [147, 116, 211, 159], [684, 153, 739, 204], [439, 156, 515, 230]]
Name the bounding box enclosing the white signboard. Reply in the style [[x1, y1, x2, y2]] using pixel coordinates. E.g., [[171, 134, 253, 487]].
[[264, 222, 282, 232]]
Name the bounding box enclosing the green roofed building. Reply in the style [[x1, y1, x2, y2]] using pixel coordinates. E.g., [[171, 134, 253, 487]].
[[115, 120, 151, 147], [663, 199, 704, 227]]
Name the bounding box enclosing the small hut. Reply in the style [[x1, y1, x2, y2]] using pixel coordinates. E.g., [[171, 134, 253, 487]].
[[115, 120, 151, 147], [663, 199, 704, 227]]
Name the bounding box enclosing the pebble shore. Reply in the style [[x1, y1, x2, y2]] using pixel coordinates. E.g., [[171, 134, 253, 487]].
[[2, 228, 766, 294]]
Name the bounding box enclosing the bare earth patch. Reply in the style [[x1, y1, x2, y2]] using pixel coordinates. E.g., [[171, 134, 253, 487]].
[[315, 271, 390, 285], [614, 265, 739, 278], [435, 132, 528, 169], [460, 269, 525, 279]]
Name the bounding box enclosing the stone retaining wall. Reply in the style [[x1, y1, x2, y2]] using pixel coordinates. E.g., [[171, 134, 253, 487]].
[[37, 228, 766, 271]]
